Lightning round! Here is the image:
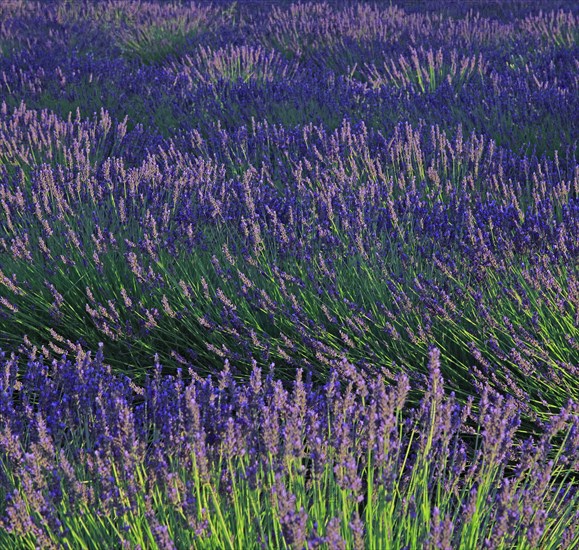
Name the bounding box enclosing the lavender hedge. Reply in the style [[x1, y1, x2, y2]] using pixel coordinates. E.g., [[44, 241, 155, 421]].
[[0, 1, 577, 547]]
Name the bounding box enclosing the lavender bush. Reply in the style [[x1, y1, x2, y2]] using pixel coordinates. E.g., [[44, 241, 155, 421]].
[[0, 1, 577, 547]]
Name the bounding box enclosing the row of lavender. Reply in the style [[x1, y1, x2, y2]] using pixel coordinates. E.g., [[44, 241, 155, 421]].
[[1, 3, 577, 156], [0, 1, 578, 547], [1, 348, 578, 548], [1, 106, 577, 417]]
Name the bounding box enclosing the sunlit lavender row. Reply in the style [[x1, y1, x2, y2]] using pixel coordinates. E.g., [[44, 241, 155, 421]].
[[0, 1, 578, 547], [1, 347, 578, 548], [1, 104, 576, 417]]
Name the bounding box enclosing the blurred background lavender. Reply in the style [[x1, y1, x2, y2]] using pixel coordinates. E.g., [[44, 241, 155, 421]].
[[0, 1, 577, 547]]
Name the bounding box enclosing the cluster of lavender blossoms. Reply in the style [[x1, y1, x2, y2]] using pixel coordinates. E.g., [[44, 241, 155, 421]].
[[0, 0, 577, 547]]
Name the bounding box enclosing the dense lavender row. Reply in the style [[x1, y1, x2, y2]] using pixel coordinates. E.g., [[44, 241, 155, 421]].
[[0, 0, 578, 547], [1, 347, 578, 548]]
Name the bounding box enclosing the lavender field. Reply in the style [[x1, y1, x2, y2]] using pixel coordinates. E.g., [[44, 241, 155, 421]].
[[0, 1, 578, 548]]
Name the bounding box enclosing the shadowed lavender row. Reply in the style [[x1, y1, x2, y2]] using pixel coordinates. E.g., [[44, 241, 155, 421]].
[[0, 3, 576, 156]]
